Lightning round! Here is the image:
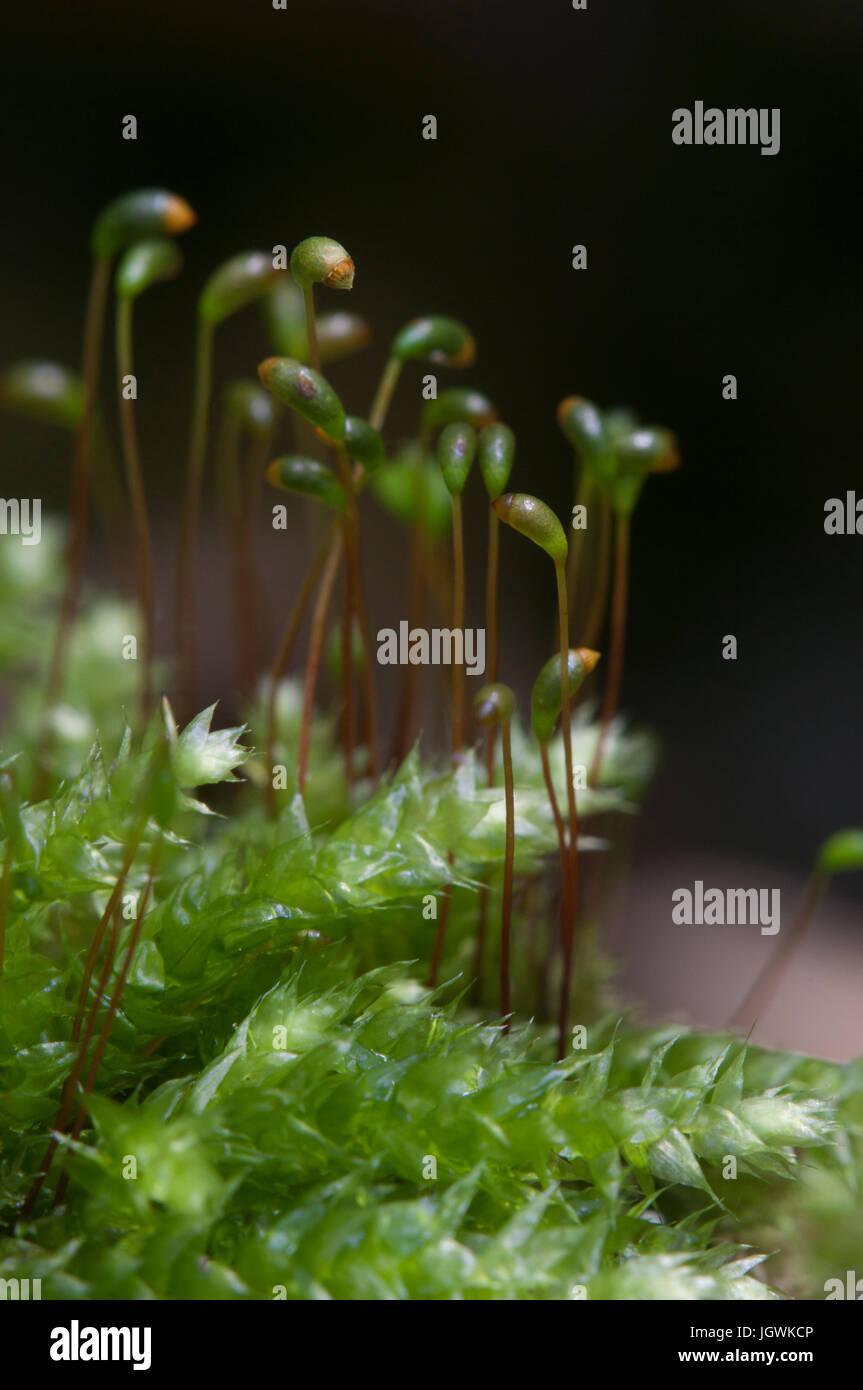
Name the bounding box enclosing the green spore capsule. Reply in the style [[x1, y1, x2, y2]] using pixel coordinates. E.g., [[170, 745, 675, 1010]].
[[115, 239, 182, 300], [557, 395, 615, 482], [222, 380, 279, 437], [437, 422, 476, 497], [473, 682, 515, 728], [326, 620, 365, 683], [266, 456, 347, 512], [390, 315, 476, 366], [345, 416, 384, 474], [605, 406, 639, 442], [264, 279, 307, 358], [817, 829, 863, 876], [91, 188, 197, 260], [478, 423, 515, 500], [200, 252, 281, 327], [266, 281, 371, 363], [610, 426, 680, 515], [257, 357, 346, 441], [421, 387, 498, 435], [0, 360, 84, 428], [289, 237, 355, 291], [615, 425, 680, 476], [531, 648, 600, 744], [493, 492, 568, 563], [371, 446, 452, 536], [317, 311, 373, 363]]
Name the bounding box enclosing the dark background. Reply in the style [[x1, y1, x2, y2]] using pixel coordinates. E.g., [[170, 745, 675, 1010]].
[[2, 0, 862, 889]]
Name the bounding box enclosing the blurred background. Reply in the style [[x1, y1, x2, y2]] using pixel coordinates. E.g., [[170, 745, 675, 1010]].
[[2, 1, 861, 1051]]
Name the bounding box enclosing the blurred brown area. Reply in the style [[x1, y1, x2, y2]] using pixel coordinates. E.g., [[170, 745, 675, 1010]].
[[610, 854, 863, 1061]]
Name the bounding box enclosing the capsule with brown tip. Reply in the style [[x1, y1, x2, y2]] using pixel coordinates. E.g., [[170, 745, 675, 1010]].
[[0, 361, 84, 428], [115, 239, 182, 301], [290, 237, 355, 291], [422, 387, 498, 436], [390, 316, 476, 367], [266, 455, 347, 512], [493, 492, 568, 563], [200, 252, 282, 327], [531, 648, 600, 745], [257, 357, 346, 441], [91, 188, 197, 260]]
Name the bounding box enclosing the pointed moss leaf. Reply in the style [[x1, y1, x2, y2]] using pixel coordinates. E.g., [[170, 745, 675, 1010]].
[[86, 1095, 223, 1218], [739, 1095, 833, 1147], [647, 1128, 715, 1197], [689, 1104, 769, 1164], [589, 1253, 777, 1302], [170, 705, 250, 788], [712, 1046, 747, 1110]]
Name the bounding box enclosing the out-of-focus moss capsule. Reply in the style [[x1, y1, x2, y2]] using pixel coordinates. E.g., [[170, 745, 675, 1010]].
[[604, 406, 639, 442], [222, 380, 279, 438], [557, 395, 603, 449], [390, 315, 476, 366], [531, 648, 600, 744], [650, 431, 681, 474], [437, 422, 476, 496], [326, 620, 365, 683], [0, 360, 84, 428], [473, 682, 515, 728], [266, 455, 347, 512], [421, 387, 498, 435], [200, 251, 281, 327], [257, 357, 346, 441], [610, 426, 680, 515], [616, 426, 680, 476], [493, 492, 568, 563], [817, 829, 863, 876], [557, 394, 616, 482], [289, 236, 355, 291], [264, 279, 307, 358], [91, 188, 197, 260], [317, 311, 372, 363], [371, 445, 452, 536], [345, 416, 384, 474], [115, 239, 183, 300], [478, 423, 515, 500], [266, 280, 371, 364]]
